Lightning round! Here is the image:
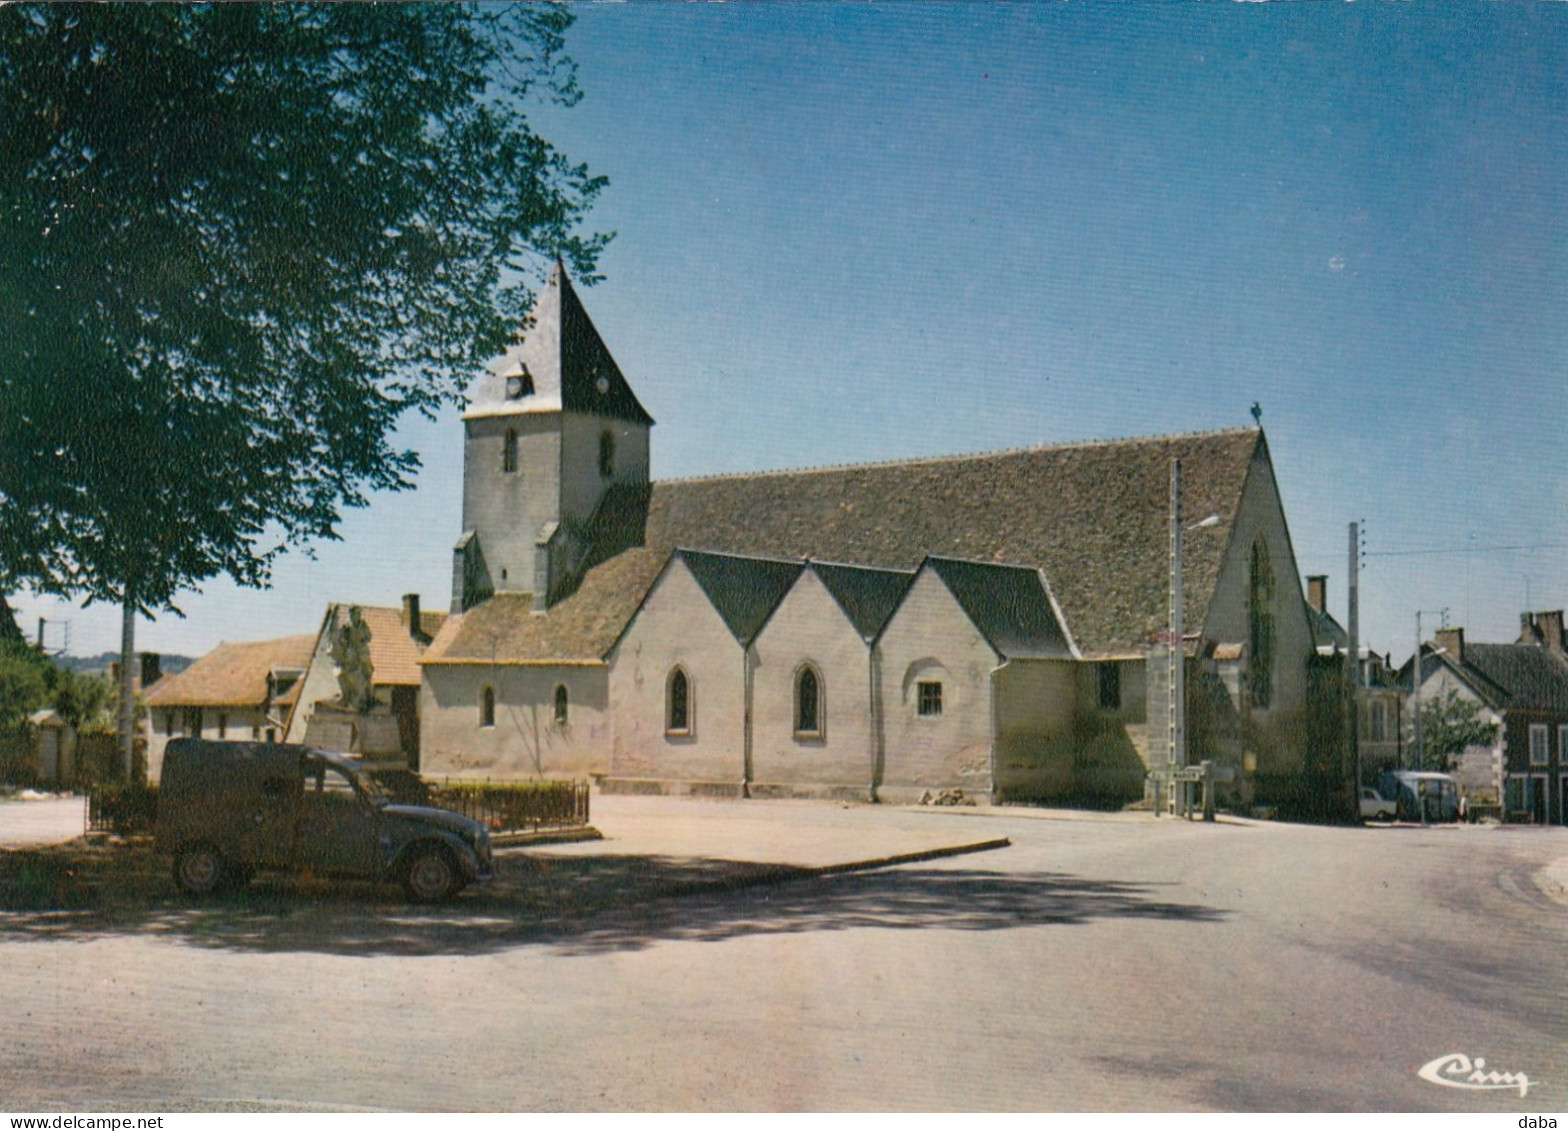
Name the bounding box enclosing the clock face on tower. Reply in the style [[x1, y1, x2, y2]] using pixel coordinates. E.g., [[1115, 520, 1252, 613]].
[[595, 375, 610, 395]]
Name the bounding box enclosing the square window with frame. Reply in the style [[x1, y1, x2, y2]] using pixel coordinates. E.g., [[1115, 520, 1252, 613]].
[[917, 681, 943, 717]]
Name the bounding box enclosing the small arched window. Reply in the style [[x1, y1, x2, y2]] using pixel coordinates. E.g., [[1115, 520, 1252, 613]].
[[667, 667, 691, 734], [502, 428, 518, 474], [554, 684, 569, 727], [599, 430, 615, 478], [795, 666, 822, 736], [479, 685, 496, 728]]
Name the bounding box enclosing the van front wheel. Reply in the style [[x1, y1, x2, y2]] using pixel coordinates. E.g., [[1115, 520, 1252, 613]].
[[174, 844, 227, 895], [402, 847, 460, 902]]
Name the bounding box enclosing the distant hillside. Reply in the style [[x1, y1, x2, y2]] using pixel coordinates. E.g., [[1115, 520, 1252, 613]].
[[58, 652, 196, 680]]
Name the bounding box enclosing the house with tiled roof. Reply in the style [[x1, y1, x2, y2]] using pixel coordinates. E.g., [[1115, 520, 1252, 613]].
[[420, 263, 1326, 810], [1400, 614, 1568, 824], [143, 634, 315, 780], [282, 596, 448, 766]]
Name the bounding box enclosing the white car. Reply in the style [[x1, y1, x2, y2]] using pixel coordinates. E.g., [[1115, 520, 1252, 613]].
[[1360, 786, 1396, 821]]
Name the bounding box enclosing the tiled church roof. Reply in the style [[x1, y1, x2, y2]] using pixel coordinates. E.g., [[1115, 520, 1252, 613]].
[[811, 561, 916, 641], [425, 427, 1262, 664], [424, 547, 666, 664], [678, 550, 805, 645], [923, 557, 1074, 660], [644, 427, 1260, 658], [465, 262, 654, 426]]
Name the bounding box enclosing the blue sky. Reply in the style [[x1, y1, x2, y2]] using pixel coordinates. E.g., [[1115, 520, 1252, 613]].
[[17, 4, 1567, 664]]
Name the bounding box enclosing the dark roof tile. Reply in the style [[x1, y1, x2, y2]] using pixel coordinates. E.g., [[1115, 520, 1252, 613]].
[[924, 557, 1073, 659], [1464, 644, 1568, 713], [428, 427, 1261, 663], [811, 561, 916, 640], [678, 549, 804, 645]]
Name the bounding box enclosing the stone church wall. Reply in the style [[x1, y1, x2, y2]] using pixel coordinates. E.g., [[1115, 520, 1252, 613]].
[[750, 569, 874, 798], [875, 569, 999, 803], [420, 664, 611, 780], [607, 560, 748, 791]]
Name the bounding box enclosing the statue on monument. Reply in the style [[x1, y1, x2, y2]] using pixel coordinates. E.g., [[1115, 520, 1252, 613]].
[[331, 606, 377, 713]]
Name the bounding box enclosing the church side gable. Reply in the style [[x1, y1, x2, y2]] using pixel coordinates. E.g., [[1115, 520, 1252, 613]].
[[874, 566, 1004, 801], [1203, 440, 1314, 711], [1200, 439, 1316, 780], [750, 567, 876, 795], [607, 557, 746, 786]]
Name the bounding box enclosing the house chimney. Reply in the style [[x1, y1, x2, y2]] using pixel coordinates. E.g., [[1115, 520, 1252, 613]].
[[1306, 575, 1328, 615], [1538, 611, 1565, 656], [403, 593, 428, 644], [140, 652, 162, 689], [1435, 627, 1465, 666], [1520, 612, 1538, 644]]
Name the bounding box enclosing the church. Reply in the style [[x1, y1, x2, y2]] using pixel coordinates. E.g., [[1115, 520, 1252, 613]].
[[418, 263, 1321, 810]]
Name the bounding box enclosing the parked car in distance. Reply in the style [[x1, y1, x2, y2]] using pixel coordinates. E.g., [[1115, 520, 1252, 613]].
[[1359, 786, 1396, 821], [155, 738, 494, 901]]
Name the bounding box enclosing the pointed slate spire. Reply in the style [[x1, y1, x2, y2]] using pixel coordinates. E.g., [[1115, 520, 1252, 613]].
[[465, 261, 654, 425]]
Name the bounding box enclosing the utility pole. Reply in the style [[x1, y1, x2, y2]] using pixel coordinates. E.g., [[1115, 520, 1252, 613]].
[[1169, 459, 1186, 818], [1348, 522, 1361, 809], [1411, 610, 1422, 774]]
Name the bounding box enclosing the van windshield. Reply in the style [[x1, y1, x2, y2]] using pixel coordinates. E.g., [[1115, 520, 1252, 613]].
[[302, 756, 389, 806], [353, 770, 390, 806]]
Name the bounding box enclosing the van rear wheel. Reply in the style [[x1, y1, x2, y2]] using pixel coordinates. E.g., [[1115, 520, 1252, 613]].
[[174, 844, 227, 895], [402, 846, 460, 902]]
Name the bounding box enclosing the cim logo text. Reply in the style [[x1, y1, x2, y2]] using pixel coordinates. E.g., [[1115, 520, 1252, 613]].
[[1418, 1053, 1531, 1098]]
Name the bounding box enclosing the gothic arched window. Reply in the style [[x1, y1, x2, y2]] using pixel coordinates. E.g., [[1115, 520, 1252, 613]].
[[502, 428, 518, 474], [795, 665, 823, 736], [599, 430, 616, 478], [667, 667, 691, 734], [480, 685, 496, 728], [1247, 536, 1276, 708], [554, 684, 569, 727]]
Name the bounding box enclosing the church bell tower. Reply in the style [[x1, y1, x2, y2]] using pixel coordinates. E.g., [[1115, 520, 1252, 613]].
[[453, 262, 654, 614]]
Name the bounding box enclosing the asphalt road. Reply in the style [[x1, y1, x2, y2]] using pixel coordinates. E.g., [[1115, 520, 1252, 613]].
[[1, 796, 1565, 1112]]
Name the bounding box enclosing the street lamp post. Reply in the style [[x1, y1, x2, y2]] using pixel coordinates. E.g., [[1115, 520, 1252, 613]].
[[1412, 611, 1423, 774], [1163, 459, 1221, 820]]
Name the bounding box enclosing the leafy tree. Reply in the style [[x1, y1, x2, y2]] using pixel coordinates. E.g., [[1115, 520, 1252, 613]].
[[49, 666, 117, 732], [0, 638, 122, 731], [0, 4, 608, 772], [0, 641, 50, 729], [0, 595, 21, 644], [1412, 689, 1501, 772]]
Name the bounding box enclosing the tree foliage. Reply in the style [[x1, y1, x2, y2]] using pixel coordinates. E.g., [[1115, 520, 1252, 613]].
[[0, 3, 607, 613], [0, 640, 116, 729], [1413, 688, 1501, 772]]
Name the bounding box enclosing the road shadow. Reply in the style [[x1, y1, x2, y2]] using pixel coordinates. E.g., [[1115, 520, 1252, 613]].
[[0, 843, 1224, 957]]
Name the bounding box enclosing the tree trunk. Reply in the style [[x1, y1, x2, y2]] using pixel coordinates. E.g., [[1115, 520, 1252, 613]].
[[119, 599, 136, 781]]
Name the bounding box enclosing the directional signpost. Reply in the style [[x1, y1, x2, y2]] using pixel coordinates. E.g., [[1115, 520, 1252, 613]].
[[1147, 760, 1235, 822]]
